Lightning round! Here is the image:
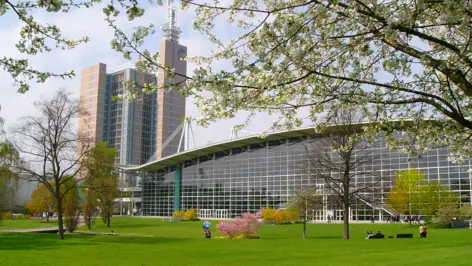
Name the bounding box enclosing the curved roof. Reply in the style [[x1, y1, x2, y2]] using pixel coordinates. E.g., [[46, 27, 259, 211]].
[[124, 120, 410, 172], [124, 126, 321, 171]]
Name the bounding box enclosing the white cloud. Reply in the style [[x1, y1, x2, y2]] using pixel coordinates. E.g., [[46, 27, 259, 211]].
[[0, 3, 295, 149]]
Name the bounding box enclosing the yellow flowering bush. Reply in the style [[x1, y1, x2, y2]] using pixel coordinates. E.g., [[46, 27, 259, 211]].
[[262, 207, 276, 222], [274, 209, 298, 224], [213, 234, 260, 240], [172, 210, 185, 218], [246, 234, 260, 239], [1, 211, 12, 220], [184, 208, 198, 221]]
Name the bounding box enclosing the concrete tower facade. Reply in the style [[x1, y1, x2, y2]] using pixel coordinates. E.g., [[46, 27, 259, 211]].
[[78, 63, 107, 143], [156, 4, 187, 159], [156, 39, 187, 159], [77, 3, 187, 215]]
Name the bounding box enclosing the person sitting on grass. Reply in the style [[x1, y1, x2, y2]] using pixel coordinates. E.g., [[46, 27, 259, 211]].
[[375, 231, 384, 237], [204, 229, 212, 239]]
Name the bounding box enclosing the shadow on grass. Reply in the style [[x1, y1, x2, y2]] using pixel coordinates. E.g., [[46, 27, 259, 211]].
[[97, 223, 166, 230], [0, 233, 95, 251], [311, 236, 344, 240], [90, 235, 186, 245], [0, 232, 187, 251]]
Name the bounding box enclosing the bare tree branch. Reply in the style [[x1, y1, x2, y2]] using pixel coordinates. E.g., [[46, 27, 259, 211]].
[[11, 90, 92, 239]]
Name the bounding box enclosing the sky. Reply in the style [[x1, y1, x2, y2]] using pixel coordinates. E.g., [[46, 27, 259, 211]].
[[0, 1, 284, 148]]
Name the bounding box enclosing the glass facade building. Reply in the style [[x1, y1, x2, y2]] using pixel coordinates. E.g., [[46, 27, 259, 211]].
[[131, 128, 472, 221]]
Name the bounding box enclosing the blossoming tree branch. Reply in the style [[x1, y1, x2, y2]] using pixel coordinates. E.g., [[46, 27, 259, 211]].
[[3, 0, 472, 159], [103, 0, 472, 160]]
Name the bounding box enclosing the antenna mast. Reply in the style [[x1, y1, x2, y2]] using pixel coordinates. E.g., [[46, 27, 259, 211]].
[[161, 0, 181, 43]]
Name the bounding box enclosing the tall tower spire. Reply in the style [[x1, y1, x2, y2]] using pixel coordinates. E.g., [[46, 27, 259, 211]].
[[161, 0, 181, 43]]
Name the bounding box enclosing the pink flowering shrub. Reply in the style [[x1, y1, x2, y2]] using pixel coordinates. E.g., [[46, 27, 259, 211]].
[[216, 221, 239, 238], [216, 210, 263, 238]]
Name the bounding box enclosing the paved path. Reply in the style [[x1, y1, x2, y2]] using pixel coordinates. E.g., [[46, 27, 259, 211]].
[[0, 220, 86, 233], [0, 227, 59, 233], [73, 231, 152, 237]]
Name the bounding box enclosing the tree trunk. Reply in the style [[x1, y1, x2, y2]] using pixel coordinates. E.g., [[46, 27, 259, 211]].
[[303, 221, 306, 239], [107, 215, 111, 228], [87, 217, 91, 230], [46, 213, 49, 223], [56, 199, 64, 240], [343, 204, 350, 240], [343, 154, 351, 240]]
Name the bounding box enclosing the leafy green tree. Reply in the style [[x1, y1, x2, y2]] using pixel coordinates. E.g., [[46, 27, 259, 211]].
[[83, 141, 118, 228], [62, 177, 80, 233], [107, 0, 472, 161], [386, 169, 425, 219], [387, 168, 458, 221], [25, 183, 56, 222], [83, 187, 99, 230], [418, 180, 459, 219]]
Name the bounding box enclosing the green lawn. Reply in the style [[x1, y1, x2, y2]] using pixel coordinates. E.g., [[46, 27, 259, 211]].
[[0, 219, 57, 229], [1, 218, 471, 265]]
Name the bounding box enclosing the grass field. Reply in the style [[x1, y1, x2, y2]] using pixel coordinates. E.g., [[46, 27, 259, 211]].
[[1, 217, 471, 265], [0, 219, 57, 229]]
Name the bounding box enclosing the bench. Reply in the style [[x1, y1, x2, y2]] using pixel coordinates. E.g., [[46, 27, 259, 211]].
[[397, 233, 413, 238]]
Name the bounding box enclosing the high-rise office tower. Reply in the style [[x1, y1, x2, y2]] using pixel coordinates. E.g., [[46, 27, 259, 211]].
[[157, 3, 187, 159], [77, 3, 187, 214], [78, 4, 187, 164], [79, 63, 157, 166]]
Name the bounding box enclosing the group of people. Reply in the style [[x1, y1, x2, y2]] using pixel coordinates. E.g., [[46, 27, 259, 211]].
[[385, 216, 401, 223], [366, 231, 384, 239], [366, 223, 428, 240], [405, 215, 424, 224]]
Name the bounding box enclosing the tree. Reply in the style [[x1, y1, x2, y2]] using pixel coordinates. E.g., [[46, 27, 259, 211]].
[[387, 168, 459, 222], [97, 171, 118, 228], [0, 0, 96, 93], [306, 108, 384, 240], [418, 180, 459, 219], [25, 183, 56, 222], [83, 141, 118, 228], [0, 105, 5, 135], [0, 141, 19, 212], [106, 1, 472, 161], [386, 169, 425, 221], [289, 188, 323, 239], [83, 187, 98, 230], [62, 177, 80, 233], [459, 205, 472, 220], [11, 90, 91, 239], [435, 204, 472, 226]]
